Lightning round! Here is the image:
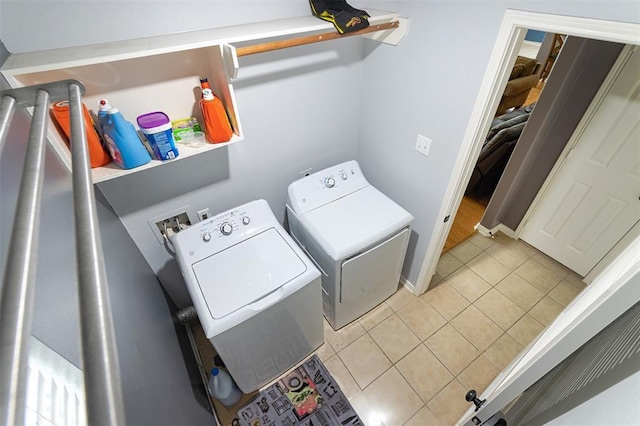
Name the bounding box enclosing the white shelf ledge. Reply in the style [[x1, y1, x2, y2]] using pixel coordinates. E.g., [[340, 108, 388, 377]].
[[91, 136, 241, 183]]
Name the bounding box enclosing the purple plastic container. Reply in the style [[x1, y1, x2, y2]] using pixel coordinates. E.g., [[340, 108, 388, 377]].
[[137, 111, 179, 161]]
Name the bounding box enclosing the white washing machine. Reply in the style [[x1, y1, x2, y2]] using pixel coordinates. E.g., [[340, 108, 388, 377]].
[[171, 199, 323, 393], [287, 160, 414, 330]]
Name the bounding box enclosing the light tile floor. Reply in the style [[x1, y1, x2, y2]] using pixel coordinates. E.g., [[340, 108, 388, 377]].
[[318, 232, 586, 426], [198, 232, 586, 425]]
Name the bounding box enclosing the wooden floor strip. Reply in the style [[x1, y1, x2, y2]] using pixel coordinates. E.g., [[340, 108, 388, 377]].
[[443, 196, 487, 253]]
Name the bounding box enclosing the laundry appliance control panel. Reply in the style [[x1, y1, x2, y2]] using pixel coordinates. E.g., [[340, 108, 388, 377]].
[[170, 200, 278, 257], [288, 160, 369, 215]]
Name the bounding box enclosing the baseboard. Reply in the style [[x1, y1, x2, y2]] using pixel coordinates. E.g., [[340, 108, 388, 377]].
[[474, 222, 516, 239], [399, 275, 415, 293]]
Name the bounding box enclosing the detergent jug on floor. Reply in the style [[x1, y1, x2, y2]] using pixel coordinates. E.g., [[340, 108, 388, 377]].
[[100, 105, 152, 169], [207, 367, 241, 407]]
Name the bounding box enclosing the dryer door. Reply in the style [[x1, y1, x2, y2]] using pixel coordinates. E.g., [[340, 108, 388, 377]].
[[337, 227, 411, 329]]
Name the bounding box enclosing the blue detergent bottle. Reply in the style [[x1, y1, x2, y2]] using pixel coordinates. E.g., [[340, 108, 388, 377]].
[[101, 106, 152, 169]]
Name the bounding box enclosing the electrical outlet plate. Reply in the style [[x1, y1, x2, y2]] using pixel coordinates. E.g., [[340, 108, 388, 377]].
[[147, 206, 192, 245], [197, 208, 210, 222], [415, 134, 432, 157]]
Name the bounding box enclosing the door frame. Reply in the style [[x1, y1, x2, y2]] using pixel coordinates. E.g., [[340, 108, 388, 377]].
[[413, 10, 640, 296]]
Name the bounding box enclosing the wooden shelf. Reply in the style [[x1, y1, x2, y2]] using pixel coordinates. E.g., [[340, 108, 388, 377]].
[[0, 10, 406, 183]]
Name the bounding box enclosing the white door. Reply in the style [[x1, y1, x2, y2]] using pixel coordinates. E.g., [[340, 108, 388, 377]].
[[520, 46, 640, 276]]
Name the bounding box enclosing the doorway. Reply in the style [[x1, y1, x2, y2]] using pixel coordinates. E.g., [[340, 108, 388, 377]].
[[443, 66, 545, 253], [413, 23, 631, 297], [443, 30, 566, 254]]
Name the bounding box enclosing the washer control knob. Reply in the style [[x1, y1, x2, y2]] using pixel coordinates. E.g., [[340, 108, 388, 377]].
[[202, 232, 211, 242], [340, 172, 348, 180], [324, 177, 336, 188], [220, 222, 233, 236], [242, 216, 251, 225]]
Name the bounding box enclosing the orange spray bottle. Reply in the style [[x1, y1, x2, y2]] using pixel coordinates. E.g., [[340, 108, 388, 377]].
[[199, 88, 233, 143]]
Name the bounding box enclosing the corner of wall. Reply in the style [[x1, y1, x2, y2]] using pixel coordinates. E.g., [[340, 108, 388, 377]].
[[399, 274, 415, 293], [0, 38, 10, 69], [475, 222, 516, 239]]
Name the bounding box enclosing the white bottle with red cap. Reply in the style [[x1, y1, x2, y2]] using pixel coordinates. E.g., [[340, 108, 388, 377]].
[[97, 98, 112, 136]]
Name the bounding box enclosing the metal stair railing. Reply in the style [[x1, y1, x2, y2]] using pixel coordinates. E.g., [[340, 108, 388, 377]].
[[0, 80, 125, 426]]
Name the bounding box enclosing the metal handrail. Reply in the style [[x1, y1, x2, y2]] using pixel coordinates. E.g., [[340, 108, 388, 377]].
[[0, 80, 125, 425], [0, 87, 50, 426]]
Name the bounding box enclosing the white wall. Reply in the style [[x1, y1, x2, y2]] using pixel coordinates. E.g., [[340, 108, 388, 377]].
[[357, 0, 640, 286], [0, 1, 311, 52]]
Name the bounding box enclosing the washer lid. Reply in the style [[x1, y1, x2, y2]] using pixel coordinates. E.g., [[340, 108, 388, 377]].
[[192, 228, 307, 319], [299, 186, 414, 260]]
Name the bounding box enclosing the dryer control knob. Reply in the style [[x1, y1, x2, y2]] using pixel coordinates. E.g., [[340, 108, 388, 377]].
[[340, 172, 348, 180], [324, 177, 336, 188], [202, 232, 211, 242], [220, 222, 233, 236], [242, 216, 251, 225]]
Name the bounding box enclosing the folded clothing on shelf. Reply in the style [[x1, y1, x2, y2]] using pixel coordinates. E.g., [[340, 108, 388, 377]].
[[309, 0, 370, 34]]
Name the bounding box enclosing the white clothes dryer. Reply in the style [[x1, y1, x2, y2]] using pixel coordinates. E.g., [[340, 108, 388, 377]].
[[287, 160, 414, 330], [171, 199, 323, 393]]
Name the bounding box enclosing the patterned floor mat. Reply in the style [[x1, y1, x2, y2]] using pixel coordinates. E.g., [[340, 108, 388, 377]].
[[234, 355, 362, 426]]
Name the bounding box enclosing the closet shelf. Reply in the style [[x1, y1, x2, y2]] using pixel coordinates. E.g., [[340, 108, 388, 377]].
[[1, 10, 407, 183]]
